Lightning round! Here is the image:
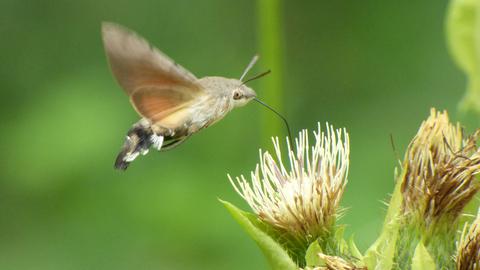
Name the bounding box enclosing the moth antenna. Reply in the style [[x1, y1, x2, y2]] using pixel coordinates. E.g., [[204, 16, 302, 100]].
[[254, 98, 293, 147], [240, 54, 259, 82], [242, 70, 271, 85]]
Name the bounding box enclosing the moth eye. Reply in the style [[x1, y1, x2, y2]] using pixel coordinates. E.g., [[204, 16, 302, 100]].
[[233, 91, 242, 100]]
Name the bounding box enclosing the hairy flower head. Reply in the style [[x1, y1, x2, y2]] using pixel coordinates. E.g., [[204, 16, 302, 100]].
[[229, 123, 349, 245], [401, 108, 480, 227], [456, 211, 480, 270]]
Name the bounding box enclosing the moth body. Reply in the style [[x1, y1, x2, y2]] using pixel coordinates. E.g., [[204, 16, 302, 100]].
[[102, 22, 256, 170]]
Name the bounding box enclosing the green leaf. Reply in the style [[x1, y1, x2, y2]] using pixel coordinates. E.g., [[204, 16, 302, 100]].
[[446, 0, 480, 114], [305, 240, 323, 267], [411, 242, 436, 270], [363, 226, 398, 270], [447, 0, 479, 74], [348, 236, 363, 261], [220, 200, 297, 270], [334, 225, 346, 246], [363, 176, 403, 270]]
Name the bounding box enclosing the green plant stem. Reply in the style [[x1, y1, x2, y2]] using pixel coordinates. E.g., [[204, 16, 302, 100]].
[[257, 0, 285, 147]]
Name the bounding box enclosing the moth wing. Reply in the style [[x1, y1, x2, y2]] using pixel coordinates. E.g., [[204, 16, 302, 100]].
[[102, 22, 203, 127], [102, 22, 199, 94], [130, 86, 194, 129]]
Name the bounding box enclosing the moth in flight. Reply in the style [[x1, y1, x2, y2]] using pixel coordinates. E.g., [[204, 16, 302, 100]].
[[102, 22, 272, 170]]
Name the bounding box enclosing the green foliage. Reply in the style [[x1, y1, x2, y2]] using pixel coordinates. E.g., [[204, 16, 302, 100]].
[[364, 177, 402, 270], [305, 240, 323, 267], [447, 0, 480, 115], [257, 0, 286, 147], [447, 0, 480, 231], [220, 200, 297, 270], [363, 217, 399, 270], [411, 242, 436, 270], [348, 236, 363, 261], [222, 198, 365, 269]]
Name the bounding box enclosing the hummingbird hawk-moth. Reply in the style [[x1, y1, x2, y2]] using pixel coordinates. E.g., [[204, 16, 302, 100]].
[[102, 22, 273, 170]]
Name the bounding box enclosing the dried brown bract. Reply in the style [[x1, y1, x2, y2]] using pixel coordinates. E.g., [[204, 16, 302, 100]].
[[401, 108, 480, 228], [456, 214, 480, 270]]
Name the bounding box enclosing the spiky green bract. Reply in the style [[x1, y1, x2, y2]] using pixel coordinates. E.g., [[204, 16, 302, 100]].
[[411, 242, 436, 270], [304, 226, 363, 267]]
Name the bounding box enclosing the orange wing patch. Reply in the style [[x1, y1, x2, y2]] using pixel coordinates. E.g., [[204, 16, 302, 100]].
[[130, 86, 193, 125]]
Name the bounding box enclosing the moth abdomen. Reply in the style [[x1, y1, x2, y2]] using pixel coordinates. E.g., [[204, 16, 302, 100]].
[[114, 124, 153, 170]]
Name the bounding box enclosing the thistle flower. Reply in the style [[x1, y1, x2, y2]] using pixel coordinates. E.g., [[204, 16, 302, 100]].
[[393, 108, 480, 268], [456, 210, 480, 270], [401, 108, 480, 228], [229, 123, 350, 248]]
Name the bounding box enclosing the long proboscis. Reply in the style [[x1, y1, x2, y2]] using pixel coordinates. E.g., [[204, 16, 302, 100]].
[[254, 98, 294, 147]]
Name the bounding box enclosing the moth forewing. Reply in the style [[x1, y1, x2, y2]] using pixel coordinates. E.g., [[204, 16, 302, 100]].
[[101, 21, 200, 95]]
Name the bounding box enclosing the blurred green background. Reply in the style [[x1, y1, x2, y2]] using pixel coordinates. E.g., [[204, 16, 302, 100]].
[[0, 0, 466, 269]]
